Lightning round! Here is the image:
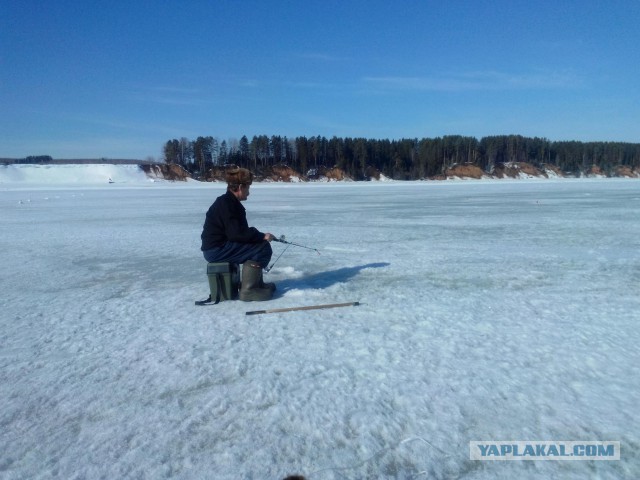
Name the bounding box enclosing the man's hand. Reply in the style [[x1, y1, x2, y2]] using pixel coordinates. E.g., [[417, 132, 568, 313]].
[[264, 233, 275, 242]]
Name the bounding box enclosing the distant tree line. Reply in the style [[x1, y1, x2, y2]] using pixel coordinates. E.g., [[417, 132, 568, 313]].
[[12, 155, 54, 164], [3, 156, 153, 165], [163, 135, 640, 179]]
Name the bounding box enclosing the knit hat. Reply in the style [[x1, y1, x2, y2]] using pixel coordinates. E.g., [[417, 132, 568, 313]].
[[226, 167, 253, 186]]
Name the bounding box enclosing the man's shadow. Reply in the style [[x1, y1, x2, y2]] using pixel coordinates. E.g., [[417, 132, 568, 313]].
[[274, 262, 390, 293]]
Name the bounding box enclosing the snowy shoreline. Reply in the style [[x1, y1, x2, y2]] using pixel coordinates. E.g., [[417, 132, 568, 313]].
[[2, 163, 640, 192]]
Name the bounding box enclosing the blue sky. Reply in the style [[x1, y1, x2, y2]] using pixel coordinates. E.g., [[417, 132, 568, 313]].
[[1, 0, 639, 159]]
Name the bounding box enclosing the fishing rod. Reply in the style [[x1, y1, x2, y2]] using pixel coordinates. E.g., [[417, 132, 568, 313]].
[[272, 235, 321, 255], [265, 235, 320, 273]]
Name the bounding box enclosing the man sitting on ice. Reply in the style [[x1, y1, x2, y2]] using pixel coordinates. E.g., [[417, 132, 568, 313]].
[[200, 167, 275, 301]]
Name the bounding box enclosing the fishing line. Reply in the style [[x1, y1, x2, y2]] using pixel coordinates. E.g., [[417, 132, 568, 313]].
[[265, 242, 289, 273]]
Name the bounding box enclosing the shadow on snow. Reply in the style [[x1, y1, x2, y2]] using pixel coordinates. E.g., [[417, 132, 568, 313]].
[[274, 262, 390, 294]]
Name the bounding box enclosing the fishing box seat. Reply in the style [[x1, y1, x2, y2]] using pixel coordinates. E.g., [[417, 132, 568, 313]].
[[206, 262, 240, 302]]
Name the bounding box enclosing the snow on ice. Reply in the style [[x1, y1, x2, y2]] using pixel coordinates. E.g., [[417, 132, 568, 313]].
[[1, 167, 639, 479], [0, 163, 151, 186]]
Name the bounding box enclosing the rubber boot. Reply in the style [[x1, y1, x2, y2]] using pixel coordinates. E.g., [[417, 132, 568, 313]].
[[239, 261, 275, 302]]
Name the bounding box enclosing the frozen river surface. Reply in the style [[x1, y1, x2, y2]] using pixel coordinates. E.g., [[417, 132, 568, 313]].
[[1, 179, 639, 479]]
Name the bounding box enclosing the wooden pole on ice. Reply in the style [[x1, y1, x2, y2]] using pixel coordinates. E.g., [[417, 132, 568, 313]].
[[245, 301, 360, 316]]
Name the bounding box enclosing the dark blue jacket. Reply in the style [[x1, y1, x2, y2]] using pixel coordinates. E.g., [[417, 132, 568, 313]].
[[201, 190, 264, 250]]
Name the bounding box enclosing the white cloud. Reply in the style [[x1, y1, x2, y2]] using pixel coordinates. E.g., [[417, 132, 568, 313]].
[[363, 69, 580, 92], [293, 52, 348, 62]]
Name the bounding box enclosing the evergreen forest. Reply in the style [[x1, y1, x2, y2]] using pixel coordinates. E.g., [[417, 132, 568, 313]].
[[162, 135, 640, 180]]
